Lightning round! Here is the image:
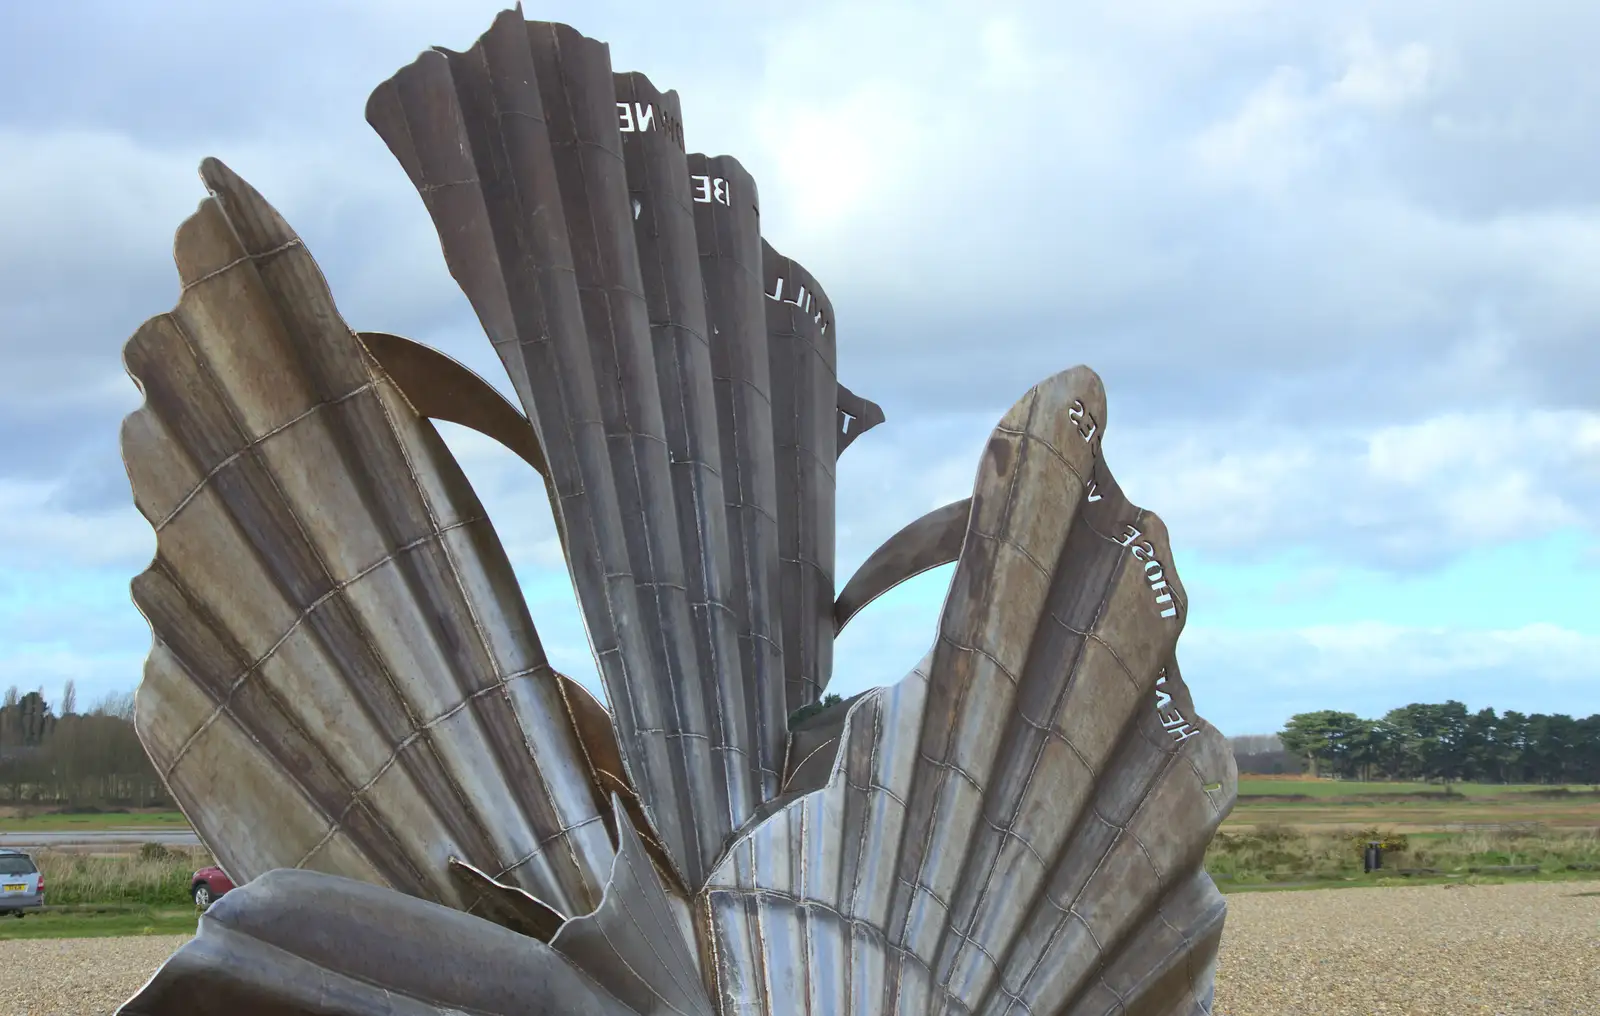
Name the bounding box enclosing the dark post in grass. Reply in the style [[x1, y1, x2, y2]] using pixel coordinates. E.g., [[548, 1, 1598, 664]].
[[1365, 840, 1385, 873]]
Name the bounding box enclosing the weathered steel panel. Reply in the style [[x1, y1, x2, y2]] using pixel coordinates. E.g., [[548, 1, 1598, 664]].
[[121, 158, 615, 920], [617, 73, 782, 824], [691, 151, 791, 813], [116, 9, 1235, 1014], [763, 242, 841, 714], [550, 800, 716, 1015], [702, 369, 1235, 1015], [367, 12, 793, 889]]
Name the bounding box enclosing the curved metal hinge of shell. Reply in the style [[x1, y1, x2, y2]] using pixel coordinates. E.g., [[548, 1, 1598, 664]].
[[119, 157, 645, 924], [365, 8, 885, 891], [702, 367, 1239, 1016], [119, 801, 713, 1015]]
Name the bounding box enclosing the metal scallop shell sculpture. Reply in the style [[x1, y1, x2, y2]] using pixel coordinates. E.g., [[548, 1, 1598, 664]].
[[115, 9, 1236, 1015]]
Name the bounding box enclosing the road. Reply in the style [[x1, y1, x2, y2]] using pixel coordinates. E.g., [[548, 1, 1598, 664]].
[[0, 829, 201, 848]]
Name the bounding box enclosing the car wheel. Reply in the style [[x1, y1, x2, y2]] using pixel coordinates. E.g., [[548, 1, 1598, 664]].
[[193, 884, 212, 909]]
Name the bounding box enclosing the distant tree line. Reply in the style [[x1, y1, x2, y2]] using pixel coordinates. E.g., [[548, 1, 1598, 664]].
[[1272, 702, 1600, 785], [0, 682, 170, 809]]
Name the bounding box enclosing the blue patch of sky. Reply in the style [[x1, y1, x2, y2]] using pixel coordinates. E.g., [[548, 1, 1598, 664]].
[[0, 566, 151, 706], [11, 525, 1587, 723], [1184, 527, 1599, 634]]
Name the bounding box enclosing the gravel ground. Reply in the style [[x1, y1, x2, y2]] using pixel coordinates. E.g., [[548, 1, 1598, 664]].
[[4, 880, 1595, 1014], [1, 934, 184, 1015], [1214, 879, 1600, 1015]]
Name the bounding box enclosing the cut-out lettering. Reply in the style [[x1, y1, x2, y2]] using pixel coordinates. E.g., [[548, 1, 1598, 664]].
[[1068, 399, 1099, 443], [691, 175, 730, 206], [617, 101, 686, 151], [766, 276, 831, 335], [1154, 670, 1201, 744], [1120, 526, 1179, 619], [617, 101, 654, 132]]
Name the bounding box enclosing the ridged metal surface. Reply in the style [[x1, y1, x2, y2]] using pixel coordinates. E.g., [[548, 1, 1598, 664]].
[[123, 810, 712, 1016], [548, 797, 716, 1015], [702, 369, 1236, 1016], [763, 241, 840, 718], [119, 870, 635, 1015], [116, 10, 1233, 1015], [121, 158, 615, 920], [364, 10, 882, 889]]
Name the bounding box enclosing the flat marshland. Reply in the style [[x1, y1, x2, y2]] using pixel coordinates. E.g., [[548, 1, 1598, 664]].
[[1204, 777, 1600, 1011], [1, 779, 1596, 1013], [1208, 777, 1600, 887]]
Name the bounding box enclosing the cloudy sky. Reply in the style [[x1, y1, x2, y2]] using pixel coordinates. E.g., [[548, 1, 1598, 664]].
[[4, 0, 1598, 736]]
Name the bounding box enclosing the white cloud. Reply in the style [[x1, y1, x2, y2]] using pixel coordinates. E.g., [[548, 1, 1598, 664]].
[[0, 480, 152, 570], [1110, 406, 1600, 567], [1208, 619, 1600, 684], [1190, 33, 1438, 194], [1191, 67, 1321, 193], [0, 128, 196, 267], [1330, 33, 1437, 111]]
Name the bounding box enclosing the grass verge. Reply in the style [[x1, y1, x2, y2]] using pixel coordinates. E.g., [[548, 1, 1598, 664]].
[[0, 905, 198, 940], [6, 783, 1598, 936], [6, 829, 1598, 939], [1205, 823, 1600, 889], [37, 845, 209, 906], [1217, 868, 1600, 894], [1235, 778, 1599, 799]]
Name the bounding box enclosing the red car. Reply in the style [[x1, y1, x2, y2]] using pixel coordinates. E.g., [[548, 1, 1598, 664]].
[[191, 865, 235, 909]]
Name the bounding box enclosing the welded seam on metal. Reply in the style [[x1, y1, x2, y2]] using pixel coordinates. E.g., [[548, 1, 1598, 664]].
[[956, 494, 1159, 985], [363, 331, 604, 909], [154, 169, 604, 910], [153, 380, 377, 531], [148, 268, 452, 898], [178, 237, 301, 292]]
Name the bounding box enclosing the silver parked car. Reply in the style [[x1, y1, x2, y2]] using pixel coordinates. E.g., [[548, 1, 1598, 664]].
[[0, 850, 43, 917]]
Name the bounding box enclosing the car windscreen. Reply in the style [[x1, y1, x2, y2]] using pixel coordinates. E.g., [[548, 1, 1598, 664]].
[[0, 857, 36, 875]]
